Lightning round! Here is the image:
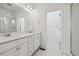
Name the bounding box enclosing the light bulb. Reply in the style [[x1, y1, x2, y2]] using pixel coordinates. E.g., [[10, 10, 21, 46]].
[[27, 5, 30, 9], [30, 7, 32, 10]]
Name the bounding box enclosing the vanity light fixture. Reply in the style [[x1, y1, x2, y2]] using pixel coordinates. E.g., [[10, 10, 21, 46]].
[[30, 7, 32, 11], [14, 3, 33, 13], [27, 5, 30, 9], [25, 4, 33, 13]]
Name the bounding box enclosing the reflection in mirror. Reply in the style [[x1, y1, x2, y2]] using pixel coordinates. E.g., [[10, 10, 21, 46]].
[[0, 16, 25, 34], [10, 18, 17, 32], [16, 18, 25, 32], [0, 16, 9, 33]]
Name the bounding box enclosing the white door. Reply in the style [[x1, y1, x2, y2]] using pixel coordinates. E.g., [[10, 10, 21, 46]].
[[47, 11, 62, 50]]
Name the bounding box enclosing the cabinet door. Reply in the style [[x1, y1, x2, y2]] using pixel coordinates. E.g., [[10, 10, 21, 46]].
[[18, 44, 27, 56], [0, 43, 28, 56], [34, 34, 40, 51], [28, 36, 34, 56], [37, 34, 40, 48], [34, 37, 37, 51], [18, 39, 28, 56], [1, 48, 16, 56], [0, 37, 28, 56]]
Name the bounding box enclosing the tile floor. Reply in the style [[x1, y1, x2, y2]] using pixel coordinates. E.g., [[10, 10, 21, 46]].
[[33, 41, 69, 56], [33, 47, 61, 56]]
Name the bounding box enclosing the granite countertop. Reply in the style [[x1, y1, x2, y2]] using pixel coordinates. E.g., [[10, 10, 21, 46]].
[[0, 32, 40, 44]]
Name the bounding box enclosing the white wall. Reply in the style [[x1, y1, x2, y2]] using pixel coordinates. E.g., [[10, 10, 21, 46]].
[[32, 3, 71, 55], [61, 5, 71, 55], [71, 4, 79, 56], [32, 9, 47, 49]]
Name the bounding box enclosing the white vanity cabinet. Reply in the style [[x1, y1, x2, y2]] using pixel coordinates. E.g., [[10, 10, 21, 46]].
[[34, 34, 41, 51], [0, 33, 41, 56], [0, 37, 28, 56]]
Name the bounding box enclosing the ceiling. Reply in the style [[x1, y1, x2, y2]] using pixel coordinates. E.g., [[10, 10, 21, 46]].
[[0, 3, 71, 13], [31, 3, 71, 12], [0, 3, 24, 12]]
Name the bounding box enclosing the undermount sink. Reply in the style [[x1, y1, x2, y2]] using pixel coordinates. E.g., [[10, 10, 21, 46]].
[[4, 33, 20, 37], [4, 34, 11, 37]]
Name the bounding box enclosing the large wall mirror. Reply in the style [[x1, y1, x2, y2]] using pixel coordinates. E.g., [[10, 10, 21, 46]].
[[0, 16, 25, 33], [0, 3, 30, 35]]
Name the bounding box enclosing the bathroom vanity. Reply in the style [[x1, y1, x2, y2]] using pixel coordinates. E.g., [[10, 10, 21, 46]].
[[0, 3, 41, 56], [0, 32, 41, 56]]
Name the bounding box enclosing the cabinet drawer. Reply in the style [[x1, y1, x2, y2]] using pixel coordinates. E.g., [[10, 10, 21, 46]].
[[34, 34, 40, 51], [0, 37, 28, 54]]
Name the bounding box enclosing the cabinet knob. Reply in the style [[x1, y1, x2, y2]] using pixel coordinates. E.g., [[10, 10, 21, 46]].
[[16, 48, 18, 50], [16, 47, 20, 50]]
